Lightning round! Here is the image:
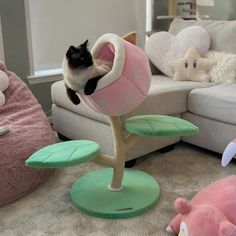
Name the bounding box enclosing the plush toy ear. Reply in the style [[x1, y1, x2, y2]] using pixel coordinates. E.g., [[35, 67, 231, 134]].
[[0, 70, 9, 107], [222, 140, 236, 167], [175, 198, 192, 215], [219, 221, 236, 236]]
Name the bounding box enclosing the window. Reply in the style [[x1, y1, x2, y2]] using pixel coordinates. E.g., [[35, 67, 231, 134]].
[[0, 17, 5, 62], [25, 0, 146, 82]]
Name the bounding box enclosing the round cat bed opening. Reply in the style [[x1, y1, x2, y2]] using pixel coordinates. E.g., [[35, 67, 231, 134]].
[[91, 34, 125, 91]]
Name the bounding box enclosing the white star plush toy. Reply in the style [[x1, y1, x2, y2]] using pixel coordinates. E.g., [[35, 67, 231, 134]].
[[168, 47, 216, 82]]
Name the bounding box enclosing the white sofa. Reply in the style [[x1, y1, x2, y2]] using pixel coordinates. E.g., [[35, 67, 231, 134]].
[[51, 19, 236, 161]]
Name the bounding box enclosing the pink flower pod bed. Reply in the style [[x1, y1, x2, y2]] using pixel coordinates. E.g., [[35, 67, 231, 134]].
[[80, 33, 152, 116]]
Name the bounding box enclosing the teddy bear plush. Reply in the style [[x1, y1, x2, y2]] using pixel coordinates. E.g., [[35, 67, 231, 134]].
[[167, 175, 236, 236], [0, 70, 9, 106]]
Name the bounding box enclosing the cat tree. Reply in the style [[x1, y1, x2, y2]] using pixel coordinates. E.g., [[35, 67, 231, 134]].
[[26, 32, 198, 218]]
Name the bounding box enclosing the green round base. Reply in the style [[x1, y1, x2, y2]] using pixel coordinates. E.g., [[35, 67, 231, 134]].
[[70, 168, 160, 219]]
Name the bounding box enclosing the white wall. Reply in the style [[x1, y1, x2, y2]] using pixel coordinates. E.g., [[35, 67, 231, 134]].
[[0, 17, 5, 62], [26, 0, 146, 72]]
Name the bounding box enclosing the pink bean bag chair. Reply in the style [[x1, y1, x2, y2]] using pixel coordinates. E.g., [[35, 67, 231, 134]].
[[0, 62, 56, 206], [80, 33, 152, 116], [167, 175, 236, 236]]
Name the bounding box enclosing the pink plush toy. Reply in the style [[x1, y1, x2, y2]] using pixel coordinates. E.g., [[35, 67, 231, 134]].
[[167, 175, 236, 236]]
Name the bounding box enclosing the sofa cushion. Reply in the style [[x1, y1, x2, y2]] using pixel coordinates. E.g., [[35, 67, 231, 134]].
[[126, 76, 215, 119], [52, 76, 214, 124], [169, 19, 236, 54], [188, 83, 236, 125]]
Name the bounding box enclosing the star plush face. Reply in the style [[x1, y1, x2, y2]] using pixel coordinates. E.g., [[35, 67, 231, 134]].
[[168, 47, 216, 82]]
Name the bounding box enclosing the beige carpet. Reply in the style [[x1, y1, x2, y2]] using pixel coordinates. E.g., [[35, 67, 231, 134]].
[[1, 142, 236, 236]]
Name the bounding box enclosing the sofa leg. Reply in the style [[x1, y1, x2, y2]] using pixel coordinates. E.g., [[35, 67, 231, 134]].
[[159, 144, 175, 153], [125, 158, 137, 168], [57, 133, 71, 141]]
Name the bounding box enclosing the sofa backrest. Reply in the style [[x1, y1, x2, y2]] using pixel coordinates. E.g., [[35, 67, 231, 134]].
[[169, 19, 236, 54]]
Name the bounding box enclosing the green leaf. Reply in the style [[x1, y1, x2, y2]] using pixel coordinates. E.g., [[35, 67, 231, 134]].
[[25, 140, 100, 168], [125, 115, 199, 137]]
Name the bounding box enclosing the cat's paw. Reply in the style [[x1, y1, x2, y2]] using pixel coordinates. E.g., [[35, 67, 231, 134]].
[[84, 85, 96, 95], [84, 76, 102, 95], [96, 62, 112, 75], [100, 64, 112, 74], [71, 97, 81, 105], [66, 86, 81, 105]]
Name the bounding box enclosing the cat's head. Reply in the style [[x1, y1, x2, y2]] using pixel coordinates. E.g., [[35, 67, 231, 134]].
[[66, 40, 93, 69]]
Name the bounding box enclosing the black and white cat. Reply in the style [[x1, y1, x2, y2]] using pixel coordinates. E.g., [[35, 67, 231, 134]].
[[63, 40, 111, 105]]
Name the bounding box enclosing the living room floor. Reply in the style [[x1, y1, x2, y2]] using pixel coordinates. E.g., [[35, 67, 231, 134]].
[[1, 142, 236, 236]]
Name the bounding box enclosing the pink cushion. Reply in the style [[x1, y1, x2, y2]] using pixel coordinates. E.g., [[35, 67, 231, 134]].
[[0, 62, 56, 206]]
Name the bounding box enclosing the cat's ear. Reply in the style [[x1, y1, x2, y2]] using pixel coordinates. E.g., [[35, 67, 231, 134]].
[[66, 45, 76, 57], [82, 39, 89, 48], [69, 45, 76, 51]]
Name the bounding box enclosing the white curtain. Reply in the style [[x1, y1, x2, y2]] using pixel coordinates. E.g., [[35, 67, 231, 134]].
[[26, 0, 146, 72]]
